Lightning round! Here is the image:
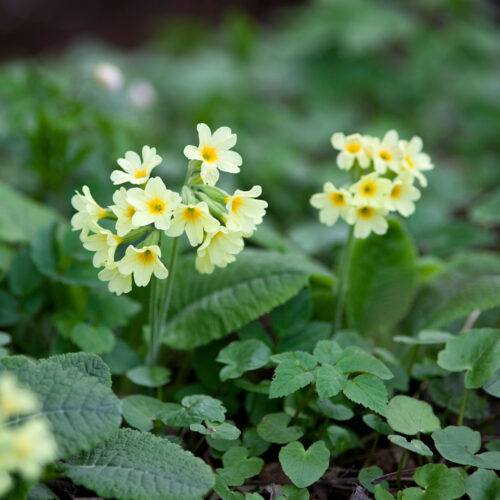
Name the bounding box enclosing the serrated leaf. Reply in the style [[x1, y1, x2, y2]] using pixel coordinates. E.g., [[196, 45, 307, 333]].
[[216, 447, 264, 486], [465, 468, 500, 500], [346, 219, 417, 334], [217, 339, 271, 381], [270, 351, 317, 369], [190, 421, 240, 440], [159, 394, 226, 426], [437, 329, 500, 388], [386, 395, 440, 435], [122, 395, 167, 431], [432, 426, 500, 469], [388, 435, 433, 456], [362, 414, 393, 435], [336, 347, 393, 380], [407, 464, 466, 500], [358, 466, 387, 494], [316, 399, 354, 421], [342, 374, 388, 416], [279, 441, 330, 488], [162, 250, 309, 349], [126, 365, 171, 388], [425, 276, 500, 328], [0, 354, 121, 458], [59, 428, 214, 500], [313, 340, 343, 365], [69, 323, 115, 355], [257, 412, 304, 444], [269, 360, 315, 398], [316, 364, 347, 399]]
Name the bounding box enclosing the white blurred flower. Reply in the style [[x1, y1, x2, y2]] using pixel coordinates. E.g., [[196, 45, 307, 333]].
[[368, 130, 403, 175], [346, 205, 389, 239], [331, 133, 370, 170], [127, 79, 157, 109], [184, 123, 242, 186], [387, 173, 421, 216], [111, 146, 162, 186], [127, 177, 181, 230], [166, 202, 220, 246], [110, 187, 138, 237], [225, 185, 267, 234], [195, 228, 244, 274], [310, 182, 352, 226], [93, 62, 124, 92], [117, 245, 168, 286], [399, 136, 434, 187], [98, 263, 133, 295], [349, 172, 392, 208], [71, 186, 107, 237]]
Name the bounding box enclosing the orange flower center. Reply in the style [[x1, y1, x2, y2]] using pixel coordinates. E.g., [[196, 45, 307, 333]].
[[391, 185, 402, 199], [231, 196, 243, 213], [134, 168, 147, 179], [361, 181, 376, 196], [148, 197, 166, 215], [330, 192, 346, 207], [357, 206, 374, 220], [137, 249, 155, 264], [379, 150, 392, 162], [201, 146, 217, 163], [183, 206, 202, 222], [346, 142, 361, 154]]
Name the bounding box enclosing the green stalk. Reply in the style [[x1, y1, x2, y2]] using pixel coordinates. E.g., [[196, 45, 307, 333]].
[[457, 387, 468, 426], [292, 384, 315, 423], [396, 449, 407, 489], [147, 275, 158, 366], [332, 225, 354, 335]]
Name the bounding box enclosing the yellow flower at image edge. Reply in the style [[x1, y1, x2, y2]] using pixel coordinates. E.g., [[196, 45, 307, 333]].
[[225, 185, 268, 234], [184, 123, 242, 186], [111, 145, 162, 185], [127, 177, 182, 230], [166, 202, 220, 246], [310, 182, 352, 226], [346, 205, 389, 239], [117, 245, 168, 286], [195, 228, 244, 274]]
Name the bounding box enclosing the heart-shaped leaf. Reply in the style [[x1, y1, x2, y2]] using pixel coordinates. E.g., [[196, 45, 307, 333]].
[[126, 365, 171, 388], [257, 412, 304, 444], [386, 395, 440, 435], [279, 441, 330, 488], [122, 395, 167, 431], [388, 435, 433, 456], [402, 464, 465, 500], [216, 447, 264, 486], [465, 468, 500, 500]]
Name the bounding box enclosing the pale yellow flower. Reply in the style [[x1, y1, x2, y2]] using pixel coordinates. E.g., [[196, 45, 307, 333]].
[[225, 186, 267, 234], [111, 146, 162, 186], [331, 133, 370, 170], [195, 228, 244, 274], [310, 182, 352, 226], [346, 205, 389, 239], [117, 245, 168, 286]]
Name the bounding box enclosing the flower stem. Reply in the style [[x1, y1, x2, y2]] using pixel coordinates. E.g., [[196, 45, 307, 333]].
[[396, 449, 407, 489], [332, 225, 355, 336], [457, 387, 468, 426], [147, 275, 158, 366]]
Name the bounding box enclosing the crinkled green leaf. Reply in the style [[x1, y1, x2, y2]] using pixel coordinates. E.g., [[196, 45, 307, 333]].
[[59, 428, 214, 500], [316, 364, 347, 399], [342, 374, 388, 416], [388, 435, 433, 456], [313, 340, 343, 365], [257, 412, 304, 444], [386, 395, 440, 435], [216, 447, 264, 486], [217, 339, 271, 381], [159, 394, 226, 426], [269, 360, 315, 399], [336, 347, 393, 380], [270, 351, 317, 369]]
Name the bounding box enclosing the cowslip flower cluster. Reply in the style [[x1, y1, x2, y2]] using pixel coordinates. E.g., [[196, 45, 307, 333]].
[[0, 374, 57, 495], [71, 124, 267, 294], [310, 131, 433, 238]]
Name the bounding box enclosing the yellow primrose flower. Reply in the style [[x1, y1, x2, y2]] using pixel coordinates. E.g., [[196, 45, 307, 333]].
[[0, 374, 39, 419], [195, 228, 244, 274], [81, 225, 122, 268], [399, 136, 434, 187], [368, 130, 403, 174], [183, 123, 242, 186], [117, 245, 168, 287], [310, 182, 352, 226], [166, 202, 220, 246], [127, 177, 181, 231], [71, 186, 107, 237], [346, 205, 389, 239], [331, 133, 371, 170], [349, 172, 392, 208], [110, 187, 139, 237], [9, 418, 57, 479], [225, 185, 268, 234], [98, 263, 133, 295], [387, 173, 421, 216], [111, 146, 162, 186]]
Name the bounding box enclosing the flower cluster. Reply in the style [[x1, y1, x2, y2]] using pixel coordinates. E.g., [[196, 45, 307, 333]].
[[71, 124, 267, 294], [310, 130, 433, 238], [0, 374, 57, 495]]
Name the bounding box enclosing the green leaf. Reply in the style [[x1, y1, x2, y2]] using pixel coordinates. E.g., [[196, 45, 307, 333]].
[[216, 447, 264, 486], [405, 464, 466, 500], [346, 219, 417, 334], [315, 399, 354, 421], [217, 339, 271, 381], [69, 323, 115, 355], [342, 374, 388, 416], [326, 425, 361, 457], [388, 435, 433, 456], [465, 468, 500, 500], [242, 428, 270, 457], [122, 395, 167, 431], [7, 247, 43, 296], [471, 189, 500, 227], [190, 421, 241, 440], [101, 339, 142, 375], [213, 476, 244, 500], [386, 395, 440, 435], [362, 414, 393, 435], [271, 351, 317, 368], [257, 412, 304, 444], [374, 483, 394, 500], [59, 428, 214, 500], [162, 250, 309, 349], [47, 352, 112, 387], [313, 340, 343, 365], [0, 354, 121, 458], [336, 347, 393, 380], [432, 426, 500, 469], [27, 483, 59, 500], [483, 370, 500, 398], [126, 365, 172, 388], [316, 364, 347, 399], [278, 484, 310, 500], [270, 289, 312, 339], [359, 466, 387, 494], [279, 441, 330, 488], [425, 276, 500, 329], [393, 330, 455, 345], [269, 360, 315, 399], [437, 329, 500, 388]]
